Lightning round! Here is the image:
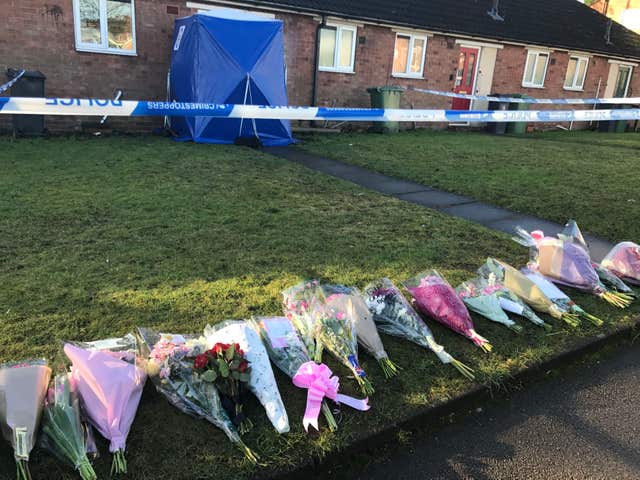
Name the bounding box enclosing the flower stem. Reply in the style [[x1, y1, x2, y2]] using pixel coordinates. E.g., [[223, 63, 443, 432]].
[[508, 323, 524, 334], [16, 460, 31, 480], [78, 458, 97, 480], [355, 374, 374, 396], [321, 400, 338, 431], [561, 312, 581, 328], [235, 439, 260, 465], [450, 358, 475, 380], [110, 449, 127, 475], [378, 357, 401, 378]]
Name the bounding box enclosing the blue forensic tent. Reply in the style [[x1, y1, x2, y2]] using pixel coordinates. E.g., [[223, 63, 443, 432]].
[[169, 9, 294, 146]]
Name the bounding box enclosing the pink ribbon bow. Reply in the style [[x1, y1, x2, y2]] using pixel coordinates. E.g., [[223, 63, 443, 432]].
[[292, 361, 370, 431]]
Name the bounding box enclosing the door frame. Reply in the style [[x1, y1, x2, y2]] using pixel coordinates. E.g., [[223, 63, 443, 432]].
[[450, 45, 482, 126]]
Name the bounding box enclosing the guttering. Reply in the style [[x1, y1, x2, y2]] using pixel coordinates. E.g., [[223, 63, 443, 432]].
[[312, 15, 326, 107]]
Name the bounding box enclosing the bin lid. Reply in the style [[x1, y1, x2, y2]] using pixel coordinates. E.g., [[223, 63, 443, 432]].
[[6, 68, 46, 80], [367, 86, 404, 93]]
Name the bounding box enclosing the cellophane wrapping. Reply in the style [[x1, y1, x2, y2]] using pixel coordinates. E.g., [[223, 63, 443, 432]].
[[137, 328, 258, 463], [0, 359, 51, 480], [40, 373, 97, 480], [403, 270, 492, 352], [203, 320, 290, 434]]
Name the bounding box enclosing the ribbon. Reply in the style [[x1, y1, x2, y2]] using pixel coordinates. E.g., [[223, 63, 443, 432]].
[[292, 361, 370, 431], [0, 70, 25, 95]]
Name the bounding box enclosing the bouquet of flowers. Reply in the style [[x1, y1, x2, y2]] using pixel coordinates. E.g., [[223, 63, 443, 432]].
[[456, 279, 523, 333], [137, 328, 259, 463], [282, 280, 322, 361], [40, 373, 97, 480], [0, 359, 51, 480], [474, 273, 551, 331], [312, 285, 374, 395], [250, 316, 369, 431], [601, 242, 640, 286], [593, 262, 637, 297], [558, 220, 637, 294], [363, 278, 475, 380], [403, 271, 493, 353], [521, 268, 604, 326], [249, 316, 338, 430], [64, 335, 147, 475], [513, 226, 632, 307], [324, 285, 399, 378], [478, 258, 580, 327], [203, 320, 290, 434]]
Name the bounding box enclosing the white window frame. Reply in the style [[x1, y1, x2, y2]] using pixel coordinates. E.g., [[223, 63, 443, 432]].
[[522, 50, 549, 88], [564, 55, 589, 91], [73, 0, 137, 56], [615, 65, 633, 98], [392, 33, 428, 79], [318, 23, 357, 74]]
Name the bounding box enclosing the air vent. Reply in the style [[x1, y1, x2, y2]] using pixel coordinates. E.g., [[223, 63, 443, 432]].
[[487, 0, 504, 21]]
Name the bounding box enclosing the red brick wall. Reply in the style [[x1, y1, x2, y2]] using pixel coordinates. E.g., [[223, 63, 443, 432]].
[[0, 0, 190, 133], [1, 2, 637, 133]]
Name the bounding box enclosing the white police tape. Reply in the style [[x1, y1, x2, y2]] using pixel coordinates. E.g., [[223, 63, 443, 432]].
[[0, 70, 25, 94], [405, 86, 640, 105], [1, 96, 640, 123]]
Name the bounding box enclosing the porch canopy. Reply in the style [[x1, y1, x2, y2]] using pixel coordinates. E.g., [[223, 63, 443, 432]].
[[169, 9, 293, 146]]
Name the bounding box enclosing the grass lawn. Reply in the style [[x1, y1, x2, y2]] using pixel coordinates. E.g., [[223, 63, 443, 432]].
[[300, 130, 640, 242], [0, 136, 638, 480]]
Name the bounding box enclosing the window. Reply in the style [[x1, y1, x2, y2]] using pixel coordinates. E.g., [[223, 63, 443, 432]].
[[614, 65, 633, 97], [318, 24, 357, 73], [564, 56, 589, 90], [522, 50, 549, 88], [73, 0, 136, 55], [392, 33, 427, 78]]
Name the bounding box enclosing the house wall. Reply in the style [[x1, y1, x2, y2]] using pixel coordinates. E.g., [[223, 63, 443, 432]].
[[1, 1, 637, 134], [0, 0, 190, 133]]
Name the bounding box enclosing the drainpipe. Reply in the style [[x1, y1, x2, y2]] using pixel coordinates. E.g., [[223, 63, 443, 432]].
[[311, 15, 326, 107]]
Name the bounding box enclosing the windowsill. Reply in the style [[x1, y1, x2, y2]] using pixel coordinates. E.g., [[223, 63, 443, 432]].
[[521, 84, 545, 89], [392, 73, 424, 79], [318, 67, 355, 74], [75, 46, 137, 57], [563, 87, 584, 92]]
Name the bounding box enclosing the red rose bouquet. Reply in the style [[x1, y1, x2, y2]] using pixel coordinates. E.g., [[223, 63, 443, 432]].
[[194, 342, 253, 435]]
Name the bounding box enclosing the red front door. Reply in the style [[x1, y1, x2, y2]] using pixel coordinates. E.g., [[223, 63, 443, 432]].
[[452, 47, 479, 110]]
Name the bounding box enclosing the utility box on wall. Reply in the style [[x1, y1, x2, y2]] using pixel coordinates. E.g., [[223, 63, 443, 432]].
[[7, 68, 46, 137]]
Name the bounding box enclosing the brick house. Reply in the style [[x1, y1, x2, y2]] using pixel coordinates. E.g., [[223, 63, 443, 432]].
[[1, 0, 640, 133], [588, 0, 640, 33]]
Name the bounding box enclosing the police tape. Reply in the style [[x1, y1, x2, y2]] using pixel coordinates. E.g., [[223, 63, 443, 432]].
[[0, 70, 25, 94], [1, 96, 640, 123], [405, 86, 640, 105]]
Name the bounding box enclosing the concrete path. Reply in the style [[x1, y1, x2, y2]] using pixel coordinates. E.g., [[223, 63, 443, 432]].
[[264, 146, 613, 261], [307, 342, 640, 480]]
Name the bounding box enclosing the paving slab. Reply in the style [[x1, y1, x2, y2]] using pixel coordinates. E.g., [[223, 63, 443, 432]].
[[264, 146, 614, 260], [395, 190, 476, 208], [440, 202, 516, 224]]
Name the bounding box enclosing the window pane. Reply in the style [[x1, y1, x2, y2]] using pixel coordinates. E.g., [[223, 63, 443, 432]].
[[465, 53, 476, 86], [410, 38, 425, 74], [524, 53, 536, 84], [576, 59, 587, 88], [319, 28, 336, 68], [79, 0, 101, 45], [533, 54, 548, 85], [393, 36, 409, 74], [615, 67, 631, 97], [564, 58, 577, 88], [107, 0, 134, 50], [338, 28, 354, 68]]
